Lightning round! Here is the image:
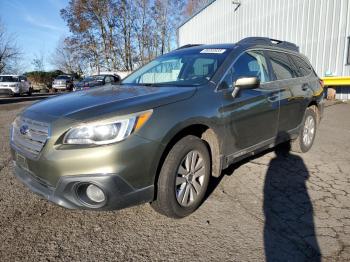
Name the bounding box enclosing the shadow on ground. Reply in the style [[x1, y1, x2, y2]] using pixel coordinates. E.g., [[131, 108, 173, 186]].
[[205, 136, 321, 261]]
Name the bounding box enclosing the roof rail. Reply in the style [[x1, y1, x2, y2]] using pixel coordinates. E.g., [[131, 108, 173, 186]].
[[176, 44, 203, 50], [237, 37, 299, 52]]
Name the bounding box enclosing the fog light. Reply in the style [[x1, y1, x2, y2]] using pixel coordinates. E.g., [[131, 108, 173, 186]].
[[86, 184, 105, 203]]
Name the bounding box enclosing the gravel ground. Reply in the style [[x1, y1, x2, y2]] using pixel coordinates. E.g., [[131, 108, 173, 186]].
[[0, 101, 349, 261]]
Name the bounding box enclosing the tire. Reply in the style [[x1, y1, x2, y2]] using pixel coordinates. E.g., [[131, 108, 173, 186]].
[[151, 135, 211, 218], [27, 87, 32, 96], [291, 107, 317, 153]]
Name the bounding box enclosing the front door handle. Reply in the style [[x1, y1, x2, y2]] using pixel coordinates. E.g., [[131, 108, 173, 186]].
[[302, 84, 309, 91]]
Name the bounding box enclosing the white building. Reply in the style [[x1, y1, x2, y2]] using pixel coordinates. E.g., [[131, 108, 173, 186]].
[[178, 0, 350, 82]]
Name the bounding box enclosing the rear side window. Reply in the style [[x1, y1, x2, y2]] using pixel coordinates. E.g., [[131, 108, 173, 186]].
[[290, 55, 313, 77], [267, 51, 298, 80]]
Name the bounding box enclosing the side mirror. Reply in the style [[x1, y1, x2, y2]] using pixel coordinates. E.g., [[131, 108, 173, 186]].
[[232, 77, 260, 98]]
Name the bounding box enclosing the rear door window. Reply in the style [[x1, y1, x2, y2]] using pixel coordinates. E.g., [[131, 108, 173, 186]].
[[267, 51, 298, 80], [290, 55, 313, 77]]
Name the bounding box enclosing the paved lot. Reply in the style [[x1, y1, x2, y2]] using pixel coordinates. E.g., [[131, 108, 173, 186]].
[[0, 100, 349, 261], [0, 93, 56, 105]]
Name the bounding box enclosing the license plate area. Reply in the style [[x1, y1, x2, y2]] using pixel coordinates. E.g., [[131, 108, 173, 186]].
[[16, 152, 29, 170]]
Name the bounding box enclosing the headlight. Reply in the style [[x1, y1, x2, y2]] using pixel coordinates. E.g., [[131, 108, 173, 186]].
[[63, 110, 152, 145], [9, 83, 18, 87]]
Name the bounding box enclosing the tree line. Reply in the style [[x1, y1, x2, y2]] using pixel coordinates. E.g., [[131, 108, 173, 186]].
[[0, 0, 210, 76], [52, 0, 186, 76]]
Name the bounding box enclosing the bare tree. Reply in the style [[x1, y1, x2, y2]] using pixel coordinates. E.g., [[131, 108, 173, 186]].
[[184, 0, 211, 18], [0, 20, 22, 74], [32, 51, 45, 71], [60, 0, 186, 73], [50, 37, 84, 76]]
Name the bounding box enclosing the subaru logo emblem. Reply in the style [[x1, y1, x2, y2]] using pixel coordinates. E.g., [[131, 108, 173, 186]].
[[19, 125, 29, 135]]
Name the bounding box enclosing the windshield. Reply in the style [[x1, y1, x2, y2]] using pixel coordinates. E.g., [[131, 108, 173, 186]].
[[122, 48, 230, 86], [56, 75, 70, 80], [0, 76, 19, 82]]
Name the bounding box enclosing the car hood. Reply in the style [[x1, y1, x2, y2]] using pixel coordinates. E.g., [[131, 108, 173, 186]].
[[25, 84, 196, 122]]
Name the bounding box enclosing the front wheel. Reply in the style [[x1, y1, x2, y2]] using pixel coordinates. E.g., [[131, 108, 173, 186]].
[[291, 107, 317, 153], [151, 135, 211, 218]]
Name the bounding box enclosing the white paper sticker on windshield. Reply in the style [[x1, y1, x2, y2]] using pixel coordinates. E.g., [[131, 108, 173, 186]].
[[200, 49, 226, 54]]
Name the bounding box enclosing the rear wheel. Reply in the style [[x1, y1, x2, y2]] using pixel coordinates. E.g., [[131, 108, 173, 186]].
[[291, 107, 317, 153], [151, 135, 211, 218]]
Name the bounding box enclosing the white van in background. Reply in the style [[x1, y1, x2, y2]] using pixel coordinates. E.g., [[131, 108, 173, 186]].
[[0, 75, 31, 96]]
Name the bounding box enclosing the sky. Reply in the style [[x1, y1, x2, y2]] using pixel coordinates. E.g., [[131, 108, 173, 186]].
[[0, 0, 70, 71]]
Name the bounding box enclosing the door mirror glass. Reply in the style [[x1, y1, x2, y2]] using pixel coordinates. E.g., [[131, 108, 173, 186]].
[[234, 76, 260, 89], [231, 77, 260, 98]]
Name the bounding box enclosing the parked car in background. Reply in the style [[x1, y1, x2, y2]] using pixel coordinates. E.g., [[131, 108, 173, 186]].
[[52, 75, 74, 92], [73, 74, 120, 91], [99, 71, 132, 80], [10, 37, 324, 218], [0, 75, 31, 96]]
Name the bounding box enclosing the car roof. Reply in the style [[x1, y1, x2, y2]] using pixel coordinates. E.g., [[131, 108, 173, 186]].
[[175, 43, 235, 51], [0, 75, 20, 77], [175, 38, 300, 55]]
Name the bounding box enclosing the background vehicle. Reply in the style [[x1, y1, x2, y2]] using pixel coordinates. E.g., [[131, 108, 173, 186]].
[[73, 74, 120, 91], [10, 37, 324, 218], [52, 75, 74, 92], [0, 75, 31, 96]]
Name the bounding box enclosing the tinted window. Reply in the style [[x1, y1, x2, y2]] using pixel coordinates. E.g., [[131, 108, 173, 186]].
[[218, 50, 270, 90], [0, 76, 19, 82], [268, 51, 298, 80], [232, 51, 270, 83], [218, 68, 233, 90], [104, 76, 111, 83], [56, 75, 70, 80], [290, 55, 313, 77]]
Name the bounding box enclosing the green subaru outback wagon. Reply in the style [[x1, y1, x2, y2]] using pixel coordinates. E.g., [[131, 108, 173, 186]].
[[10, 37, 324, 218]]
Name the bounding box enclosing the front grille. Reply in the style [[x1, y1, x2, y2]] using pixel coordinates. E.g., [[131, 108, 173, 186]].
[[0, 89, 12, 95], [12, 117, 50, 158]]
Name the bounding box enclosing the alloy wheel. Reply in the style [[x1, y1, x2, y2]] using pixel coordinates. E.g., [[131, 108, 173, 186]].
[[175, 150, 206, 207]]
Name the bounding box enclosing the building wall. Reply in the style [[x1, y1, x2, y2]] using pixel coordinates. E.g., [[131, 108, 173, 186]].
[[178, 0, 350, 77]]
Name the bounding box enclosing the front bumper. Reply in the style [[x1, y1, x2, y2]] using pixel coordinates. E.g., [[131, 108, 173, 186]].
[[52, 84, 67, 90], [13, 162, 154, 210], [0, 87, 17, 95], [10, 110, 164, 211]]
